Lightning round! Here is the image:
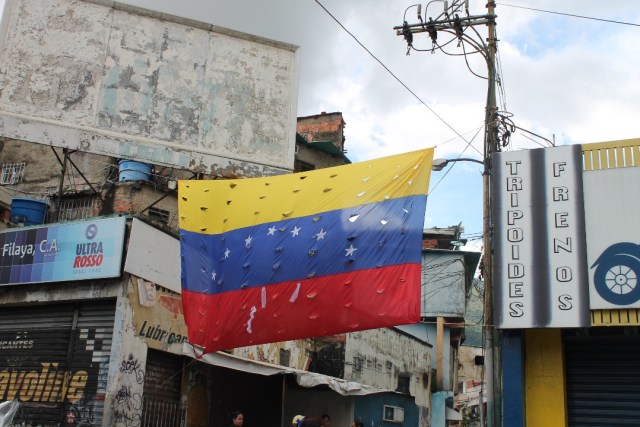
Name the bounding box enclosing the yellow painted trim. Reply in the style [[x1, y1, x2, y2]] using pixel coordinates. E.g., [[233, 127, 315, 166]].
[[525, 329, 566, 427], [591, 309, 640, 326], [581, 138, 640, 171]]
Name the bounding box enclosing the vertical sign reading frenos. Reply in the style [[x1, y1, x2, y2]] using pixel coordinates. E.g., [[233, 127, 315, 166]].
[[0, 217, 126, 285], [493, 146, 590, 328]]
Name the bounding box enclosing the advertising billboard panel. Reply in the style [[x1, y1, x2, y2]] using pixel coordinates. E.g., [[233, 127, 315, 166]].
[[585, 166, 640, 309], [0, 216, 126, 285]]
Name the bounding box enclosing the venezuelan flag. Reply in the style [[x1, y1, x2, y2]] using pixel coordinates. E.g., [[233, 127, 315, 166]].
[[179, 148, 433, 353]]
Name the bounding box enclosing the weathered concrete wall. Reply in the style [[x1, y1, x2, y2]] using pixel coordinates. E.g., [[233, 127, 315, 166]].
[[344, 328, 431, 407], [0, 0, 299, 177], [0, 139, 114, 208], [297, 112, 345, 151], [231, 339, 313, 370], [0, 139, 181, 233], [113, 183, 179, 229], [0, 277, 122, 303], [295, 144, 346, 170], [105, 291, 149, 427], [458, 346, 483, 389]]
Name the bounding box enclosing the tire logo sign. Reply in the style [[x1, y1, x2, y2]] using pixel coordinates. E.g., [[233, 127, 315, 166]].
[[591, 242, 640, 305]]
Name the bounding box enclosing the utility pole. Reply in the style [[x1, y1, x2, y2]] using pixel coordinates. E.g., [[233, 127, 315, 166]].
[[395, 2, 499, 426], [483, 3, 499, 427]]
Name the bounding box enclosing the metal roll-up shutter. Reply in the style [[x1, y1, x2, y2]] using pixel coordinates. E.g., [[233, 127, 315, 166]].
[[0, 299, 116, 427], [0, 303, 75, 425], [564, 328, 640, 426], [67, 299, 117, 426], [141, 349, 185, 426]]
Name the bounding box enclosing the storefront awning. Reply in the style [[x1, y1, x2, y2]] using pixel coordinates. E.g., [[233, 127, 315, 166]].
[[183, 344, 393, 397]]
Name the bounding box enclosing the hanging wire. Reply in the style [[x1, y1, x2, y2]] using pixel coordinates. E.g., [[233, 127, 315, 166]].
[[314, 0, 479, 150], [428, 124, 484, 196], [497, 2, 640, 27], [495, 30, 508, 112], [433, 124, 485, 151], [409, 32, 460, 53]]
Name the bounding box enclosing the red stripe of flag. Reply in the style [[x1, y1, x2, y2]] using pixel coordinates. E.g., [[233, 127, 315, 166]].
[[182, 263, 421, 352]]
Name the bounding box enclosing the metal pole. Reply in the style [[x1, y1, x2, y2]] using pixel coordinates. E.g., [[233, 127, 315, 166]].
[[57, 148, 68, 222], [483, 2, 498, 426]]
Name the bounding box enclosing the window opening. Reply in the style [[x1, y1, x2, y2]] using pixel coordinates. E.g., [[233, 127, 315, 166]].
[[148, 207, 170, 224], [48, 196, 96, 222], [0, 162, 26, 185]]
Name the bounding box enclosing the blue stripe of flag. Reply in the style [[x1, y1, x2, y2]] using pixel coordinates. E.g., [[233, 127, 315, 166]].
[[180, 195, 427, 294]]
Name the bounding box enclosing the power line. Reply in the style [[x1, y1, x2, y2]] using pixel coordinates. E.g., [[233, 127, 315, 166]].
[[494, 30, 508, 112], [498, 3, 640, 27], [428, 125, 484, 196], [312, 0, 476, 149]]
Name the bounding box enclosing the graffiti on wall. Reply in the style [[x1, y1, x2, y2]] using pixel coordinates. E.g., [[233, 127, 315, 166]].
[[112, 354, 145, 427]]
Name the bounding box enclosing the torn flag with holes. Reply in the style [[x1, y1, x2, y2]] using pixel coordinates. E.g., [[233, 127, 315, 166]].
[[179, 148, 434, 353]]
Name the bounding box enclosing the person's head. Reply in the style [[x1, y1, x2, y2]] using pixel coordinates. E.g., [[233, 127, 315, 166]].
[[230, 411, 244, 427], [292, 415, 305, 427], [351, 420, 364, 427], [321, 414, 331, 427], [300, 416, 324, 427]]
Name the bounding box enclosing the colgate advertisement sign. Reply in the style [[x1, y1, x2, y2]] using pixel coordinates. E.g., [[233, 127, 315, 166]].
[[0, 217, 126, 285]]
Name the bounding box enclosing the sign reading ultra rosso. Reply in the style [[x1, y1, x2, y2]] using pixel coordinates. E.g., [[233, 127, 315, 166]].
[[0, 217, 126, 285]]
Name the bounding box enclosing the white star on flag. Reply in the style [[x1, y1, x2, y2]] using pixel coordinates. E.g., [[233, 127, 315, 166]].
[[211, 271, 217, 281], [315, 229, 327, 240], [345, 244, 357, 257], [245, 235, 253, 247], [267, 226, 276, 236], [224, 248, 231, 258], [291, 226, 301, 237]]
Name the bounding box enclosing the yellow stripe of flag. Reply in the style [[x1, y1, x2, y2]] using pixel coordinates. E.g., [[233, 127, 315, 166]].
[[179, 148, 433, 234]]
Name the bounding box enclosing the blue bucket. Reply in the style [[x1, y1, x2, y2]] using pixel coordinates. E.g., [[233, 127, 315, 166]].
[[10, 198, 49, 226], [118, 160, 152, 182]]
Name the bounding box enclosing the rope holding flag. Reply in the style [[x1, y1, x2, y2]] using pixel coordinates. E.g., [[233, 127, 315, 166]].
[[179, 148, 434, 353]]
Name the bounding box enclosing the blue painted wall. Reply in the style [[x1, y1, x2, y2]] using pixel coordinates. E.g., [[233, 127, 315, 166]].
[[431, 391, 453, 427], [502, 330, 524, 427], [354, 393, 418, 427]]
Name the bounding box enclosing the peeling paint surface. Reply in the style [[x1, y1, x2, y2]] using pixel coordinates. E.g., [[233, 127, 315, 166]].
[[231, 340, 312, 370], [0, 0, 299, 176], [344, 328, 431, 407]]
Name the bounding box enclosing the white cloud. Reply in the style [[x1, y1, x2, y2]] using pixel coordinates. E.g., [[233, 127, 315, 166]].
[[4, 0, 638, 240]]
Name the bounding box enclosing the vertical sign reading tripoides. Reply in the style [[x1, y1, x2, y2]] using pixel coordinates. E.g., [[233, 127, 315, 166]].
[[493, 146, 589, 328], [493, 152, 535, 327]]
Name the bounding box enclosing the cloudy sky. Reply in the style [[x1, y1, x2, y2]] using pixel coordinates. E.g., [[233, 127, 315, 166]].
[[121, 0, 639, 249], [4, 0, 639, 248]]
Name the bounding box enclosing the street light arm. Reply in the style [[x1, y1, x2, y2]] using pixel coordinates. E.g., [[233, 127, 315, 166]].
[[432, 157, 484, 171]]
